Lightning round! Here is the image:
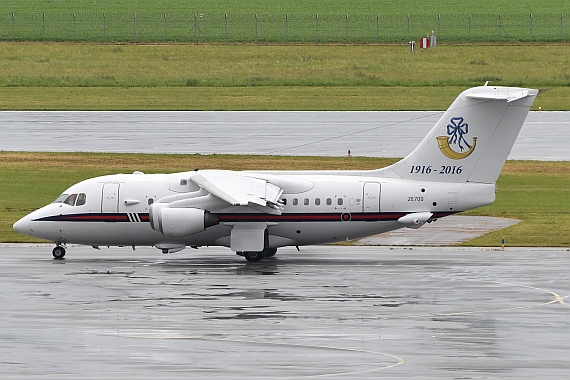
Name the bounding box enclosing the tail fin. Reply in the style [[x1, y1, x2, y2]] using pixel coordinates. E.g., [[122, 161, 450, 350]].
[[377, 86, 538, 184]]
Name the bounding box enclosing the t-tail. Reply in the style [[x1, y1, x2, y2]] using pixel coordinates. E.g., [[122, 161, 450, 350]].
[[377, 85, 538, 184]]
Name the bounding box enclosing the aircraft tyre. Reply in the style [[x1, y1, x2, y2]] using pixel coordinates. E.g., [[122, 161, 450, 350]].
[[52, 246, 66, 260], [263, 248, 277, 258], [243, 251, 264, 262]]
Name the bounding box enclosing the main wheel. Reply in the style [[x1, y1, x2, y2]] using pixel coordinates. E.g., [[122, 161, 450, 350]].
[[52, 246, 66, 260], [243, 251, 264, 262], [263, 247, 277, 258]]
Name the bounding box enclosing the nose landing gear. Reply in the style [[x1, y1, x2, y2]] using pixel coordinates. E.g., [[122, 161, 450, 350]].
[[52, 245, 66, 260]]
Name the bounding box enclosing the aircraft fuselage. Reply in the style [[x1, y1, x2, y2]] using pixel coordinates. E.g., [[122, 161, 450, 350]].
[[19, 170, 494, 249]]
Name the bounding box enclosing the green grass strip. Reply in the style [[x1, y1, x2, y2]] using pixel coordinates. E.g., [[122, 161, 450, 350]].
[[2, 152, 569, 247], [0, 86, 567, 111], [1, 44, 569, 110], [5, 0, 569, 15]]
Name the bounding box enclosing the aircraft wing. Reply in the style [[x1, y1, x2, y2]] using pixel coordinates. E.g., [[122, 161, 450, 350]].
[[190, 170, 284, 214]]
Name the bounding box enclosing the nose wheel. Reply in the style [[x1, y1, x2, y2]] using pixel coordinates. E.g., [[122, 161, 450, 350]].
[[52, 246, 66, 260]]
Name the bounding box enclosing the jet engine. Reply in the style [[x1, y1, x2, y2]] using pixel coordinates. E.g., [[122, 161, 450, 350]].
[[149, 206, 219, 237]]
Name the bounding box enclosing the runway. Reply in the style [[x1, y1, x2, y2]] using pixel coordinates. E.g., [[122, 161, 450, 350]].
[[1, 244, 569, 379], [1, 111, 569, 160]]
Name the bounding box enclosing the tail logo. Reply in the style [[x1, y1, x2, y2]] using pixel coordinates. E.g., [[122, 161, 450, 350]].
[[437, 117, 477, 160]]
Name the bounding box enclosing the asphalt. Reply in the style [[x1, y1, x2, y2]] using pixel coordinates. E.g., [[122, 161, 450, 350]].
[[1, 111, 569, 159], [1, 244, 568, 379]]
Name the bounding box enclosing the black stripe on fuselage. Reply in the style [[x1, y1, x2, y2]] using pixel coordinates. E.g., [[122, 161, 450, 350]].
[[33, 212, 454, 223]]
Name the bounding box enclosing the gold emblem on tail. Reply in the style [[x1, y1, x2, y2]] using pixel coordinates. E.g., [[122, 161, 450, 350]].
[[437, 136, 477, 160], [438, 117, 477, 160]]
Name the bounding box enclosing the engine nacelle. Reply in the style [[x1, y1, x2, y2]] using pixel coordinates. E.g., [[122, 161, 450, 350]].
[[150, 206, 219, 237], [149, 203, 167, 232]]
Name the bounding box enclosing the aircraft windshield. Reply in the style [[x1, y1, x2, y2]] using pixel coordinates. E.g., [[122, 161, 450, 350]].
[[53, 193, 87, 206], [76, 193, 86, 206], [53, 194, 69, 203], [63, 194, 78, 206]]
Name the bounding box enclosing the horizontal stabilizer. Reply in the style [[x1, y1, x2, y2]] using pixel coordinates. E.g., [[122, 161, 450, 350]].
[[466, 89, 531, 103]]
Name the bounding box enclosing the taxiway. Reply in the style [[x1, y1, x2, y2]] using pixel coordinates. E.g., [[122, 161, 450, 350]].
[[1, 111, 569, 159], [1, 244, 568, 379]]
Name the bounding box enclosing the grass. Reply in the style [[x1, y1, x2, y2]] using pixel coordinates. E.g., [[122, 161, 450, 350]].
[[2, 152, 569, 247], [3, 44, 570, 88], [3, 13, 568, 44], [5, 0, 569, 15], [0, 44, 569, 110], [462, 161, 570, 247], [2, 1, 570, 43], [0, 86, 567, 111]]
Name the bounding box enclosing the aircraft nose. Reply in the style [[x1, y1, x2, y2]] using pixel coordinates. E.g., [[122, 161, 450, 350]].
[[13, 215, 31, 235]]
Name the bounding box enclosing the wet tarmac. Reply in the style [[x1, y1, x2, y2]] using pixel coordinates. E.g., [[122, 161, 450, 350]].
[[1, 244, 569, 379], [1, 111, 569, 160]]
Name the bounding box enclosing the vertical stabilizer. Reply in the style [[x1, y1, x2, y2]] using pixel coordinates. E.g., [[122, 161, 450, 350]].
[[376, 86, 537, 184]]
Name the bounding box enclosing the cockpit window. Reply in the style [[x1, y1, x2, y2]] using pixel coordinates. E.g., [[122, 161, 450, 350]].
[[53, 194, 69, 203], [76, 193, 87, 206], [63, 194, 78, 206], [54, 193, 87, 206]]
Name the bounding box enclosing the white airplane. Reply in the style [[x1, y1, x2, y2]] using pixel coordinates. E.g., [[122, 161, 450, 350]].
[[14, 85, 537, 261]]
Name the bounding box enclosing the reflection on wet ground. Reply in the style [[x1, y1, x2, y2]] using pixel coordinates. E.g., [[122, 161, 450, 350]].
[[1, 245, 569, 378]]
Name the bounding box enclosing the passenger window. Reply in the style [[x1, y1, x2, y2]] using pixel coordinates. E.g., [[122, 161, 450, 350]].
[[326, 198, 332, 205], [281, 198, 287, 205], [337, 198, 343, 206], [148, 198, 154, 206], [304, 198, 309, 205], [76, 193, 87, 206], [293, 198, 298, 205], [63, 194, 78, 206], [315, 198, 321, 206]]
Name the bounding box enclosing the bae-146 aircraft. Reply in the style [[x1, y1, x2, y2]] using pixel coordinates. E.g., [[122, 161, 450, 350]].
[[14, 85, 537, 261]]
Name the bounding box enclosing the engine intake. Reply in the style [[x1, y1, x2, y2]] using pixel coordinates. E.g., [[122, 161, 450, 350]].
[[150, 206, 219, 237]]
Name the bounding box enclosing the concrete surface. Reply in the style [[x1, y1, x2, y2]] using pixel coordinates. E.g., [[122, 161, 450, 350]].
[[356, 215, 520, 246]]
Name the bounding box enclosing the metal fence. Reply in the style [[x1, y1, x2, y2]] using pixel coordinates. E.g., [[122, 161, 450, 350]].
[[0, 13, 567, 43]]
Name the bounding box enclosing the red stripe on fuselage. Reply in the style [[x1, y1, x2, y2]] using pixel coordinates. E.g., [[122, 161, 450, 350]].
[[36, 212, 454, 223]]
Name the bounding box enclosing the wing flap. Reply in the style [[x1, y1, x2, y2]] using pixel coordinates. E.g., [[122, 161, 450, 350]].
[[190, 171, 284, 214]]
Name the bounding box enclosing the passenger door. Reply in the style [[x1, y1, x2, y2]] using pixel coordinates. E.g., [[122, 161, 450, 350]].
[[101, 183, 120, 213], [363, 183, 380, 213]]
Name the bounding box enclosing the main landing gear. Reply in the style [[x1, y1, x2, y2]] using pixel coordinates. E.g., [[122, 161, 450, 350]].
[[52, 245, 66, 260], [239, 247, 278, 262]]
